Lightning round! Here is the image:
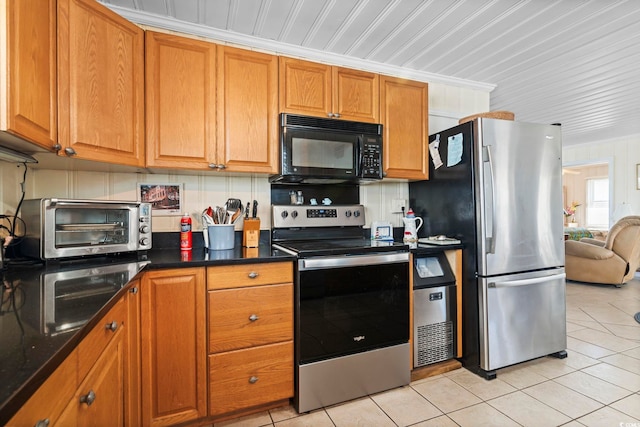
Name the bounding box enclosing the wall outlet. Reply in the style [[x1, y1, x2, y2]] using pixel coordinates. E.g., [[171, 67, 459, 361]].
[[391, 199, 406, 214]]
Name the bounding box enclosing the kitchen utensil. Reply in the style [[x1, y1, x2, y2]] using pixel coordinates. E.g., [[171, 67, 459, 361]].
[[251, 200, 258, 218], [230, 204, 244, 224], [245, 202, 251, 219], [225, 198, 242, 224]]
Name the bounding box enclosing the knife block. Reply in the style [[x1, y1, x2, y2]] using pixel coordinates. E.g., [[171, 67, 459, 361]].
[[243, 218, 260, 248]]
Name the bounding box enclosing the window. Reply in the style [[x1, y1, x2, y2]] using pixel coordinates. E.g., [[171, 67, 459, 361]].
[[586, 178, 609, 229]]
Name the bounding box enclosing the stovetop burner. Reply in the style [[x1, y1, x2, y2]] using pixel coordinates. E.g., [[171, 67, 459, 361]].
[[271, 204, 407, 257], [273, 238, 407, 257]]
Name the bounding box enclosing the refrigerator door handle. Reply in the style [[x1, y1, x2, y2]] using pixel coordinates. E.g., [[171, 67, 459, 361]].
[[489, 273, 566, 288], [485, 145, 497, 254]]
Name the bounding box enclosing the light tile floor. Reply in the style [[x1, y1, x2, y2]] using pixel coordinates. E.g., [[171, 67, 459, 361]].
[[214, 275, 640, 427]]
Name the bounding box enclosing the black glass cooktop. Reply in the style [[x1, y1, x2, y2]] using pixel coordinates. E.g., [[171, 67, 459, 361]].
[[273, 238, 408, 257]]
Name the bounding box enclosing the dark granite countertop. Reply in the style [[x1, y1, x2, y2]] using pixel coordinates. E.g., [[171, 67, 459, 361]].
[[0, 243, 294, 425]]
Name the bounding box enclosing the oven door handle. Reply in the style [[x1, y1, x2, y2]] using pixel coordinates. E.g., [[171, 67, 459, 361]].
[[299, 252, 409, 270]]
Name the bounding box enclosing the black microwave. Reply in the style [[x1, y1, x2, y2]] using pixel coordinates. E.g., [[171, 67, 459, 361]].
[[270, 113, 383, 184]]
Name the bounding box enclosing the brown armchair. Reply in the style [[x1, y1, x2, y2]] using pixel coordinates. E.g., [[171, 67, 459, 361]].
[[565, 216, 640, 286]]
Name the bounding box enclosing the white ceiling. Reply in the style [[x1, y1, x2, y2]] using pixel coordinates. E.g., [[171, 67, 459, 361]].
[[99, 0, 640, 146]]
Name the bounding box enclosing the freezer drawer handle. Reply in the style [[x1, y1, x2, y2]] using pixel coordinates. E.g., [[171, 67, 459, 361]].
[[489, 273, 566, 288]]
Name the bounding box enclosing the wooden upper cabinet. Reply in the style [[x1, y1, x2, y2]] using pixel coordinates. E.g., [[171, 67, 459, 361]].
[[380, 75, 429, 180], [217, 45, 278, 173], [280, 57, 379, 123], [279, 57, 331, 118], [333, 67, 379, 123], [1, 0, 57, 150], [145, 31, 216, 169], [57, 0, 144, 167]]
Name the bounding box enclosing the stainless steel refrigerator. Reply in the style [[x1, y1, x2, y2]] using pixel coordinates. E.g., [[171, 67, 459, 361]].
[[409, 118, 567, 379]]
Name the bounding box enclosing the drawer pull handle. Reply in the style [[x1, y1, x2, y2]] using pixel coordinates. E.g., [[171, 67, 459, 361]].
[[35, 419, 50, 427], [105, 321, 118, 332], [248, 272, 259, 279], [249, 376, 259, 384], [79, 389, 96, 406], [249, 314, 259, 322]]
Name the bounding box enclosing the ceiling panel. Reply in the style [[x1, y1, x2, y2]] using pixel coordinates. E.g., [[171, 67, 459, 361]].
[[99, 0, 640, 146]]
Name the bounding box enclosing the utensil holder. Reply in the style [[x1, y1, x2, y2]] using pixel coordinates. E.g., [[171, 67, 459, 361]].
[[207, 224, 235, 250], [243, 218, 260, 248]]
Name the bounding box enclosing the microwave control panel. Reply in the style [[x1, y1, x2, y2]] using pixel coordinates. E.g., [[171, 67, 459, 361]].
[[360, 137, 382, 179]]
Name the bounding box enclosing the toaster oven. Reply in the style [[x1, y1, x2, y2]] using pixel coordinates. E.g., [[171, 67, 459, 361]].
[[21, 198, 152, 260]]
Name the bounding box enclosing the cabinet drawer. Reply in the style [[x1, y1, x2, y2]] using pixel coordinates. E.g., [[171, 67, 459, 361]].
[[209, 341, 293, 416], [207, 262, 292, 290], [77, 296, 127, 380], [208, 284, 293, 353]]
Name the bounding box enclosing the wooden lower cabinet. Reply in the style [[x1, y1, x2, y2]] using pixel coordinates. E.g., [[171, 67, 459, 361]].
[[209, 342, 294, 417], [8, 288, 133, 427], [56, 327, 126, 426], [207, 262, 294, 419], [140, 268, 207, 427]]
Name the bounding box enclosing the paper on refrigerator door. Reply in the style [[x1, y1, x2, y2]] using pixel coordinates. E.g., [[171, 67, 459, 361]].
[[429, 134, 443, 169], [447, 133, 463, 167]]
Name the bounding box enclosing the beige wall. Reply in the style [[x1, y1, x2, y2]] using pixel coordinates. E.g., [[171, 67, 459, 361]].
[[563, 134, 640, 227], [0, 83, 489, 234], [562, 164, 608, 226]]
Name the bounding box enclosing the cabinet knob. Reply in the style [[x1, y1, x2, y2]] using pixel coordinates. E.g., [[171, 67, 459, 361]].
[[35, 419, 50, 427], [248, 271, 259, 279], [129, 287, 138, 294], [249, 314, 259, 322], [64, 147, 77, 156], [334, 113, 341, 118], [52, 144, 62, 152], [105, 321, 118, 332], [326, 113, 334, 118], [217, 164, 226, 169], [79, 389, 96, 406], [248, 376, 259, 384]]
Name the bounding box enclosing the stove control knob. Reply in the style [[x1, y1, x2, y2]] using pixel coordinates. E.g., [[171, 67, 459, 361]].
[[345, 210, 352, 218], [291, 210, 298, 219], [354, 210, 361, 218], [281, 210, 288, 219]]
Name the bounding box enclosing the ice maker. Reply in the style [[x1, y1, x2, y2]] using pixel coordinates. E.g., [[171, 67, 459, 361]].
[[413, 252, 456, 368]]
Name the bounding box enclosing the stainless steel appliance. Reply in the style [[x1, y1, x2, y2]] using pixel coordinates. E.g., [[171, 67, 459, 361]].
[[22, 260, 146, 335], [21, 198, 152, 260], [270, 114, 383, 184], [412, 251, 456, 368], [271, 204, 410, 413], [409, 118, 567, 379]]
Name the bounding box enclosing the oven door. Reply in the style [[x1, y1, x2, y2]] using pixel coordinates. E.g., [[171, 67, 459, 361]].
[[297, 252, 410, 365]]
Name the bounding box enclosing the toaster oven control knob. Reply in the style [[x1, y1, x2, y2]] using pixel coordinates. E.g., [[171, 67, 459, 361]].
[[291, 210, 298, 219], [345, 210, 352, 217], [139, 237, 150, 246], [139, 225, 150, 234], [354, 210, 361, 218], [281, 210, 288, 219]]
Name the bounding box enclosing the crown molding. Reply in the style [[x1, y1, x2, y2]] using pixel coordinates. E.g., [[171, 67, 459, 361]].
[[104, 4, 496, 93]]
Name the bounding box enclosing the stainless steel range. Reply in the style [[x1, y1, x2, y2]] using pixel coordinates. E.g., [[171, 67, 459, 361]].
[[271, 204, 410, 413]]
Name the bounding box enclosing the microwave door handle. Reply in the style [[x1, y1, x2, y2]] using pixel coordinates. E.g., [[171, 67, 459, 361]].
[[357, 135, 363, 176]]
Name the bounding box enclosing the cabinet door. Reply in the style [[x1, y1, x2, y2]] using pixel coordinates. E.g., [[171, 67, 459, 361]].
[[217, 46, 278, 173], [2, 0, 57, 150], [57, 329, 126, 427], [380, 76, 429, 180], [145, 31, 216, 170], [57, 0, 144, 166], [279, 57, 331, 118], [125, 281, 141, 427], [333, 67, 379, 123], [141, 268, 207, 427]]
